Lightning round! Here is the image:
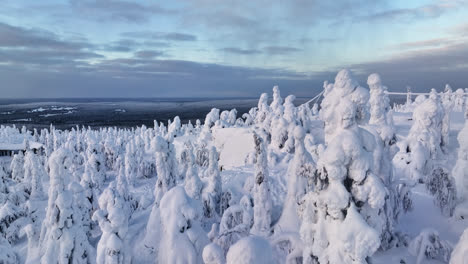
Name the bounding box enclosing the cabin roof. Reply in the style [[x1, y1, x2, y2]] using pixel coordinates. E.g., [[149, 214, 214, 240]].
[[0, 141, 43, 151]]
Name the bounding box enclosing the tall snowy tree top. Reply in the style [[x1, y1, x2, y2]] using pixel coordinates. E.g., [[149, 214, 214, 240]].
[[48, 148, 72, 191], [367, 73, 382, 88], [320, 69, 370, 143], [411, 95, 444, 134], [270, 85, 284, 117], [205, 108, 220, 128], [334, 69, 359, 95], [258, 93, 269, 110], [253, 133, 268, 185]]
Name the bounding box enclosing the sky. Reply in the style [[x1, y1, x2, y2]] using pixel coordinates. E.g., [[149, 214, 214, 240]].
[[1, 0, 468, 98]]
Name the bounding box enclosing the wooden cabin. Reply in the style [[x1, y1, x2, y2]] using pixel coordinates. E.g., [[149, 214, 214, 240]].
[[0, 141, 44, 156]]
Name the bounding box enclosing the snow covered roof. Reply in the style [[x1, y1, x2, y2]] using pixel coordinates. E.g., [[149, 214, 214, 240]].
[[0, 141, 43, 151]]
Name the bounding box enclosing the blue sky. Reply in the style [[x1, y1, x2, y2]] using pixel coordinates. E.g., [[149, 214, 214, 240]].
[[0, 0, 468, 98]]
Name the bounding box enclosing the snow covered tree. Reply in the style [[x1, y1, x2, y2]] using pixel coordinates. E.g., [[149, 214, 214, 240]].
[[205, 109, 220, 129], [68, 181, 94, 240], [255, 93, 271, 126], [402, 90, 445, 182], [283, 95, 297, 125], [153, 135, 178, 204], [303, 98, 387, 263], [0, 165, 27, 246], [453, 88, 465, 112], [426, 167, 457, 216], [143, 135, 179, 252], [453, 111, 468, 218], [270, 85, 284, 118], [367, 73, 395, 146], [124, 140, 137, 186], [276, 126, 317, 233], [93, 181, 131, 264], [80, 158, 100, 215], [202, 146, 222, 218], [168, 116, 182, 137], [10, 151, 25, 182], [320, 69, 370, 144], [24, 148, 46, 199], [195, 127, 212, 168], [441, 85, 454, 151], [40, 148, 95, 264], [251, 133, 272, 237], [184, 144, 203, 200], [157, 186, 209, 264], [85, 145, 106, 191], [408, 229, 452, 264], [215, 195, 253, 253], [269, 116, 289, 153]]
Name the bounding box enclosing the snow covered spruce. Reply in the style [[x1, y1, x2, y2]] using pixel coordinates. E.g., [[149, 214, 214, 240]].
[[0, 69, 467, 263]]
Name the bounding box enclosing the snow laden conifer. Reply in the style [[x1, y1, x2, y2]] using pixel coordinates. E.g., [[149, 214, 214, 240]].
[[453, 111, 468, 218], [184, 144, 203, 200], [270, 85, 284, 118], [441, 85, 454, 151], [276, 126, 317, 233], [157, 186, 209, 264], [255, 93, 271, 127], [124, 140, 137, 186], [408, 229, 452, 264], [85, 145, 106, 192], [214, 195, 253, 253], [153, 135, 178, 204], [302, 98, 386, 263], [202, 146, 222, 218], [251, 133, 272, 237], [24, 147, 46, 200], [367, 73, 395, 146], [453, 88, 465, 112], [10, 151, 25, 183], [143, 135, 179, 252], [320, 69, 370, 144], [402, 89, 445, 182], [93, 180, 131, 264], [40, 148, 95, 264], [205, 109, 220, 129]]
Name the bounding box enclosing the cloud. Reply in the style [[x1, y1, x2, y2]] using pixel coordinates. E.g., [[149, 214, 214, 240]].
[[392, 38, 457, 50], [69, 0, 174, 23], [347, 41, 468, 91], [354, 1, 465, 23], [0, 51, 322, 97], [121, 31, 197, 41], [0, 22, 102, 72], [221, 48, 261, 55], [0, 22, 91, 50], [264, 46, 302, 55], [451, 22, 468, 36], [220, 46, 302, 56], [134, 50, 164, 59], [0, 49, 103, 70]]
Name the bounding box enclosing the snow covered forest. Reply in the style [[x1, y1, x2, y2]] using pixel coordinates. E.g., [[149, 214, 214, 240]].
[[1, 69, 468, 264]]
